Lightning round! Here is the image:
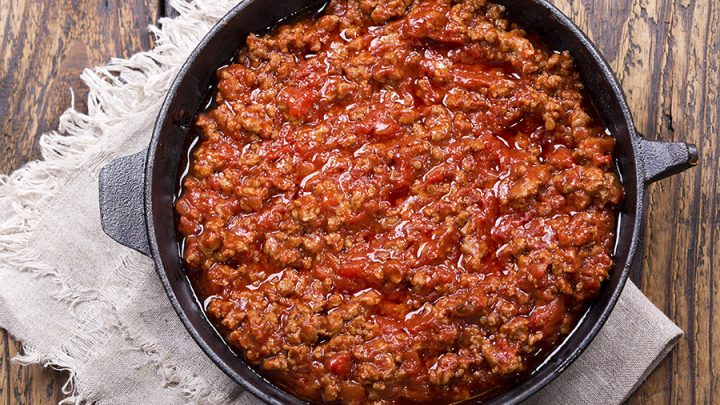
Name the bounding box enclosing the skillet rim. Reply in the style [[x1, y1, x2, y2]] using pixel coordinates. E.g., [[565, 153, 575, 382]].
[[144, 0, 645, 403]]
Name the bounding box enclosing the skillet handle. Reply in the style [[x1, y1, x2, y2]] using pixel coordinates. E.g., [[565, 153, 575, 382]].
[[98, 150, 150, 256], [638, 138, 698, 184]]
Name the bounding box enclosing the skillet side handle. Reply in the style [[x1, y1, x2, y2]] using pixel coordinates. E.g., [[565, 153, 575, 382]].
[[98, 150, 150, 256], [638, 138, 698, 185]]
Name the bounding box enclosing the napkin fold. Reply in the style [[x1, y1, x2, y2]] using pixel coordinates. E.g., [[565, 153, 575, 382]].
[[0, 1, 681, 403]]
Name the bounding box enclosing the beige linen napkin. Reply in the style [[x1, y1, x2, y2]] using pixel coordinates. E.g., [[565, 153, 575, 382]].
[[0, 1, 681, 404]]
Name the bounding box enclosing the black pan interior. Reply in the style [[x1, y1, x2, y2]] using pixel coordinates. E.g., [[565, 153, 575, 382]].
[[145, 0, 645, 403]]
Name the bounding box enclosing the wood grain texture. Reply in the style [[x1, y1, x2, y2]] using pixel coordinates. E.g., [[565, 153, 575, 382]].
[[0, 0, 717, 404], [0, 1, 161, 403], [0, 0, 161, 172]]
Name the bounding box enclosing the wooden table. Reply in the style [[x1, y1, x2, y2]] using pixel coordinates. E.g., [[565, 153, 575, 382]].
[[0, 0, 716, 403]]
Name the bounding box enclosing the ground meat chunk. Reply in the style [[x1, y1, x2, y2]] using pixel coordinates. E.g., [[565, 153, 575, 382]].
[[176, 0, 623, 403], [360, 0, 413, 24]]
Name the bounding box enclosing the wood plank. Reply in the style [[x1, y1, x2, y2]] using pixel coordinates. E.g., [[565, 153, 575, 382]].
[[628, 0, 718, 403], [0, 0, 718, 404], [0, 1, 161, 403], [0, 0, 161, 173], [0, 331, 8, 405], [6, 337, 66, 405]]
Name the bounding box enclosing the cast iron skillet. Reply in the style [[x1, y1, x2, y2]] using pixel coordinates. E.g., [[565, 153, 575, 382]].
[[98, 0, 698, 403]]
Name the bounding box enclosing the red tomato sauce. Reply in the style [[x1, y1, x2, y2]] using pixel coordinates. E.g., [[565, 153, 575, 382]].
[[176, 0, 624, 403]]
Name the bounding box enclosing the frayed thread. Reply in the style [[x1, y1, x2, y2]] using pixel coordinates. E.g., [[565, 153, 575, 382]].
[[14, 346, 94, 405], [0, 0, 240, 403]]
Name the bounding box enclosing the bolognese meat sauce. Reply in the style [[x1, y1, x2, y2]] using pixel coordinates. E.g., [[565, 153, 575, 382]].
[[175, 0, 624, 402]]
